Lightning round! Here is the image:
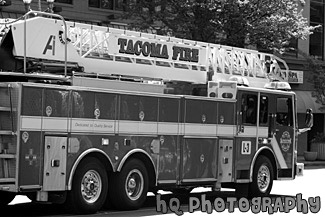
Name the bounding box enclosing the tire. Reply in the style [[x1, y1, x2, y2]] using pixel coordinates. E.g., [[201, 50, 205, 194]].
[[0, 191, 16, 206], [109, 158, 148, 210], [66, 157, 108, 214], [249, 156, 274, 197]]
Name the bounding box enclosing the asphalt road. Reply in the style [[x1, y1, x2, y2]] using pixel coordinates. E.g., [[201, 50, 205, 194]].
[[4, 168, 325, 217]]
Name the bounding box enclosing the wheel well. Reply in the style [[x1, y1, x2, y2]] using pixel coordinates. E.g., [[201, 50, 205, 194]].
[[254, 149, 278, 180], [83, 152, 113, 173], [122, 153, 156, 190], [68, 150, 113, 190]]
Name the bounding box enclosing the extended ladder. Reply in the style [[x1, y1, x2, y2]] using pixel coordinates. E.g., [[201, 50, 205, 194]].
[[2, 15, 289, 86]]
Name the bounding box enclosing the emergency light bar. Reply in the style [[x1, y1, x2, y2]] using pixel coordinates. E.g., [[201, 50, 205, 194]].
[[229, 76, 249, 87], [264, 81, 291, 90]]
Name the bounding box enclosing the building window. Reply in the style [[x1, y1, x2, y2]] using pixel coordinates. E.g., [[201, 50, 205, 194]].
[[115, 0, 126, 11], [285, 38, 298, 57], [56, 0, 73, 4], [310, 0, 324, 60], [89, 0, 132, 11]]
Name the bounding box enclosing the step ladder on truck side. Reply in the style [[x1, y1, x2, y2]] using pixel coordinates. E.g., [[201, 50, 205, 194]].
[[0, 83, 18, 205]]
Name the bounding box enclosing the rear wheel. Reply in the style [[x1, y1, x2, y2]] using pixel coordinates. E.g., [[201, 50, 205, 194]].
[[109, 158, 148, 210], [0, 191, 16, 206], [66, 157, 108, 214], [249, 156, 274, 196]]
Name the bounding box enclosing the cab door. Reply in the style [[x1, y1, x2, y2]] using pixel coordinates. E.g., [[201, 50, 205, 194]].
[[235, 91, 258, 180], [269, 94, 295, 178]]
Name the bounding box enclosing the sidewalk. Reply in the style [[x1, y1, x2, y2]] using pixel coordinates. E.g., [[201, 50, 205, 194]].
[[297, 155, 325, 169]]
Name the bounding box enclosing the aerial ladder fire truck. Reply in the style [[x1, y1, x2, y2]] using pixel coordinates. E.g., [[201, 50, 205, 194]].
[[0, 10, 313, 214]]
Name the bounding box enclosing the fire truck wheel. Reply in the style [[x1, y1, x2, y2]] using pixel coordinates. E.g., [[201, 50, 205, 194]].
[[66, 157, 108, 214], [0, 191, 16, 206], [109, 158, 148, 210], [249, 155, 274, 196]]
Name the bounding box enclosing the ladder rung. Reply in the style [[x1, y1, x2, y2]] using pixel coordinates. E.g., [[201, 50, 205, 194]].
[[0, 154, 15, 159], [0, 131, 14, 135], [0, 106, 15, 112], [0, 178, 15, 183]]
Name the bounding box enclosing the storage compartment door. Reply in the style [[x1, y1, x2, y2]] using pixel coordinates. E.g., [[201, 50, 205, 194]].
[[43, 136, 67, 191]]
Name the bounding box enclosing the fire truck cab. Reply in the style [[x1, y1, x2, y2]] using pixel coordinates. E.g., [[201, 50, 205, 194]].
[[0, 11, 313, 214]]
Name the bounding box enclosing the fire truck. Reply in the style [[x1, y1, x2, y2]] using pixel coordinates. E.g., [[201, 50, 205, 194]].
[[0, 11, 313, 214]]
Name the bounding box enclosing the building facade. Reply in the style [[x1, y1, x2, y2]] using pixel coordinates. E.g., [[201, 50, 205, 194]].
[[1, 0, 325, 155]]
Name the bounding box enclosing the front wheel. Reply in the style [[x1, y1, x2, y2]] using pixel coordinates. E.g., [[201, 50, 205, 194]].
[[65, 157, 108, 214], [249, 156, 274, 197], [109, 158, 148, 210]]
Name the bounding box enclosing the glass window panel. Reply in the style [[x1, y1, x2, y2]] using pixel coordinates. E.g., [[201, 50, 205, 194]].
[[56, 0, 73, 4]]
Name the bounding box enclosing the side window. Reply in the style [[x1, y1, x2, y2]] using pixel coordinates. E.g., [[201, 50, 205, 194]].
[[22, 87, 42, 116], [45, 89, 69, 117], [259, 96, 268, 125], [95, 93, 117, 119], [72, 91, 95, 118], [242, 94, 257, 125], [276, 97, 293, 126]]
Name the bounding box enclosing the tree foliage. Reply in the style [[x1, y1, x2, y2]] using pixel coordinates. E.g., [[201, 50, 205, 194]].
[[304, 53, 325, 110], [123, 0, 316, 52]]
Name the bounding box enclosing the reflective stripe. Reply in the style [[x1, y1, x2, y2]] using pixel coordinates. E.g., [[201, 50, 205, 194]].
[[118, 120, 138, 134], [258, 127, 268, 137], [239, 126, 256, 137], [20, 116, 246, 138], [217, 125, 236, 136], [184, 123, 217, 136], [21, 116, 41, 130], [235, 126, 268, 137], [271, 135, 288, 169], [118, 120, 158, 134], [158, 123, 179, 135], [71, 118, 115, 133], [43, 117, 68, 131]]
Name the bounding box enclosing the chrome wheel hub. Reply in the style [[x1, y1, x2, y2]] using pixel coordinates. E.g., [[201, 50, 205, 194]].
[[257, 165, 270, 193], [125, 169, 144, 201], [81, 170, 102, 203]]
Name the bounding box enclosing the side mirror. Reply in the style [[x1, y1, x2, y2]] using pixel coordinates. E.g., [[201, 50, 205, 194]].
[[298, 108, 313, 135], [305, 108, 313, 128]]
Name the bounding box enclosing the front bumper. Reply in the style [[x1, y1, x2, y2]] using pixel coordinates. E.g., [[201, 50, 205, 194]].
[[295, 162, 304, 176]]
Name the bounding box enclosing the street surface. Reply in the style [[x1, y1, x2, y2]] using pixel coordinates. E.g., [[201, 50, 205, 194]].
[[4, 168, 324, 217]]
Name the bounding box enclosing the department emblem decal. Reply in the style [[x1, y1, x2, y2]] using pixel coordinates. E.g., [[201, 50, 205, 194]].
[[45, 106, 52, 117], [22, 131, 29, 143], [202, 114, 206, 123], [200, 154, 205, 163], [94, 109, 100, 119], [25, 149, 37, 166], [160, 136, 165, 145], [280, 131, 292, 152], [139, 111, 145, 121]]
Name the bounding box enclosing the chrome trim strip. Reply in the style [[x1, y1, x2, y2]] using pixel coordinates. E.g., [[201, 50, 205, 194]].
[[117, 148, 156, 172], [182, 178, 217, 182], [249, 146, 278, 182], [235, 179, 250, 183], [67, 148, 113, 190]]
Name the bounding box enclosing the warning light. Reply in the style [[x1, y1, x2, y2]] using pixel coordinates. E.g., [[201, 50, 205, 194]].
[[229, 76, 249, 87], [264, 82, 291, 90]]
